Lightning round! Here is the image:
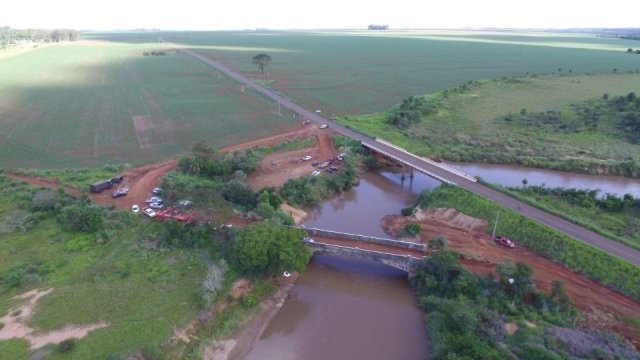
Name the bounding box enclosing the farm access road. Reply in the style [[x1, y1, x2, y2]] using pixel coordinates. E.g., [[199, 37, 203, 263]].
[[179, 47, 640, 267]]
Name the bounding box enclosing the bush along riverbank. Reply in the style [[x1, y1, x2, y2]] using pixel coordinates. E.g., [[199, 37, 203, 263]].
[[412, 184, 640, 301], [412, 248, 640, 359]]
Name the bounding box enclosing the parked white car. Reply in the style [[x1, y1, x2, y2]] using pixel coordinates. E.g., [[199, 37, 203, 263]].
[[142, 207, 156, 218], [320, 124, 329, 129], [311, 170, 321, 176], [131, 205, 140, 213], [301, 155, 312, 161]]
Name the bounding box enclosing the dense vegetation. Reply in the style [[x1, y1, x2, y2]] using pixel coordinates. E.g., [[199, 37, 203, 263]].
[[0, 162, 313, 359], [0, 28, 80, 48], [413, 184, 640, 301], [281, 155, 357, 207], [412, 249, 639, 359], [337, 74, 640, 177], [483, 182, 640, 251], [175, 141, 293, 224]]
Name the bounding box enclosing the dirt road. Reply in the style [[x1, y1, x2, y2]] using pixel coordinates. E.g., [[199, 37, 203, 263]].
[[6, 160, 177, 211], [382, 208, 640, 349]]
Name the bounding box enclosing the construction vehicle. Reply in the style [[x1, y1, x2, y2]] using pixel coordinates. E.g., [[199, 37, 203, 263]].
[[89, 179, 114, 193]]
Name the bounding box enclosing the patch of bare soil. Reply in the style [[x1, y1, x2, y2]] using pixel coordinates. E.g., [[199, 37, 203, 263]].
[[0, 288, 108, 349], [280, 203, 308, 225], [242, 127, 338, 190], [382, 208, 640, 349]]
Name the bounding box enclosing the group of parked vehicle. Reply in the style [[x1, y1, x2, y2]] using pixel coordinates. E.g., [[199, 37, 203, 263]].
[[309, 153, 346, 176]]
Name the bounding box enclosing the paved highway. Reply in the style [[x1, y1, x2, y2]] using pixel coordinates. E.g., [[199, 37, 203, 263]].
[[181, 48, 640, 266]]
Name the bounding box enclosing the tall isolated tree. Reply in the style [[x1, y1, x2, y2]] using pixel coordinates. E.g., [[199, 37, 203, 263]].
[[252, 53, 271, 74]]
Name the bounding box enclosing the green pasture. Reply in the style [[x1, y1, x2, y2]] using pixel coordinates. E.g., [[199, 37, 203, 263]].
[[337, 74, 640, 175], [92, 30, 640, 116], [0, 41, 296, 170], [0, 179, 209, 359]]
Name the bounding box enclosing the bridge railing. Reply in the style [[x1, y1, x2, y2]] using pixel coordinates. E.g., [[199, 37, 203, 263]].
[[303, 227, 426, 252], [362, 141, 457, 185], [374, 138, 478, 183], [308, 241, 425, 272]]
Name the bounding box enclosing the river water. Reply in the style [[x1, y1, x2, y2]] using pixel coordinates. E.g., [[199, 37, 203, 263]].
[[447, 162, 640, 198], [243, 164, 640, 359], [242, 255, 428, 360]]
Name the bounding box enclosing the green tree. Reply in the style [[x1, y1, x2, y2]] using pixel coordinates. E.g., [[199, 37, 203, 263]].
[[222, 181, 257, 208], [252, 54, 272, 74], [58, 201, 104, 233], [228, 221, 311, 275]]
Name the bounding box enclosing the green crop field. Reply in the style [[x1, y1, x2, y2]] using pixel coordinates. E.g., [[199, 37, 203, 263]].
[[111, 29, 640, 116], [3, 30, 639, 170], [0, 41, 297, 170]]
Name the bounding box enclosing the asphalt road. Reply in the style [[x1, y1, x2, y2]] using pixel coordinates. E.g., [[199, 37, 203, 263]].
[[181, 48, 640, 267]]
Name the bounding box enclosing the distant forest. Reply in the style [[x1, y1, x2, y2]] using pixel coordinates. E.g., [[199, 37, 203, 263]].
[[0, 27, 81, 48]]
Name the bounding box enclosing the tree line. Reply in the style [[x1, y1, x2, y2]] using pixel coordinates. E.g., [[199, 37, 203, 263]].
[[0, 28, 81, 48]]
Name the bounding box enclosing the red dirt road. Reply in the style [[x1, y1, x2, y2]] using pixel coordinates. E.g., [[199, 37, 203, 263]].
[[6, 160, 177, 211], [382, 208, 640, 349]]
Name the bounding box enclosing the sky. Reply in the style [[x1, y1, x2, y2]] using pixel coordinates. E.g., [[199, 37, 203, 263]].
[[2, 0, 639, 31]]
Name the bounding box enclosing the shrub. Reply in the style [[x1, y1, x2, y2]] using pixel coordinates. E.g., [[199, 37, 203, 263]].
[[401, 206, 414, 216], [222, 181, 257, 208], [404, 223, 422, 236], [57, 339, 75, 353]]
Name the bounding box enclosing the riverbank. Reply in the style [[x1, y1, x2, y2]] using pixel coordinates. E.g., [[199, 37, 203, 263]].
[[382, 207, 640, 348], [202, 275, 300, 360]]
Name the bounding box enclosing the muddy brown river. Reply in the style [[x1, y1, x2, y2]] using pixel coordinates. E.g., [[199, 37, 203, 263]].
[[243, 165, 640, 359], [242, 255, 428, 360]]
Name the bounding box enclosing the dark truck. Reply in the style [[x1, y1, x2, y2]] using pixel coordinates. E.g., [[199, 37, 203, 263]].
[[89, 175, 124, 193]]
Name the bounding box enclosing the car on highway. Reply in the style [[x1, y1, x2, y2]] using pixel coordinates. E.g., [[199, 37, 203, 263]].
[[494, 236, 515, 248], [142, 207, 156, 218], [320, 124, 329, 129], [301, 155, 312, 161], [112, 188, 128, 198]]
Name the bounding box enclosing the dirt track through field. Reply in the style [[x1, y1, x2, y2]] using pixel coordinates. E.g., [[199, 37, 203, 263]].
[[382, 208, 640, 349]]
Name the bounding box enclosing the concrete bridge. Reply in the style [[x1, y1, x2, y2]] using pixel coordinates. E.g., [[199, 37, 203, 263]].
[[301, 227, 426, 274], [180, 46, 640, 266], [307, 241, 424, 274]]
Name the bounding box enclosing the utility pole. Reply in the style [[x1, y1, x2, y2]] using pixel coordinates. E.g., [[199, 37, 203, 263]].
[[491, 211, 499, 239]]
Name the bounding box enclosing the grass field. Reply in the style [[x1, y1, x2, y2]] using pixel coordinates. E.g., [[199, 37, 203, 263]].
[[336, 74, 640, 175], [0, 176, 257, 359], [117, 29, 640, 116], [0, 179, 208, 358], [3, 30, 639, 171], [0, 41, 297, 170]]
